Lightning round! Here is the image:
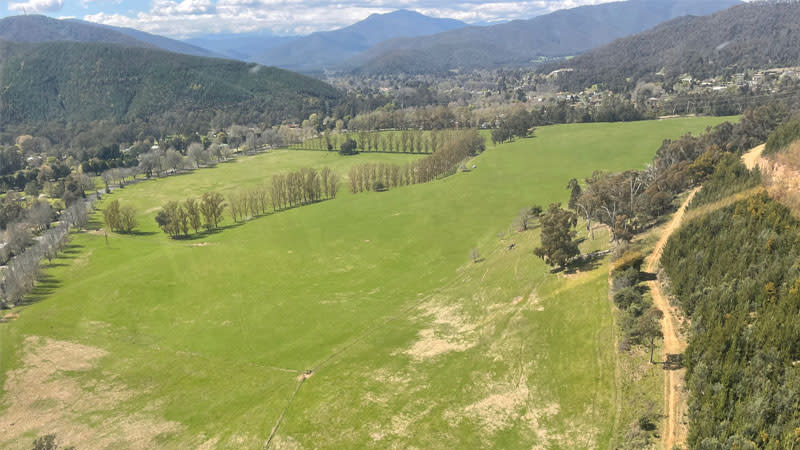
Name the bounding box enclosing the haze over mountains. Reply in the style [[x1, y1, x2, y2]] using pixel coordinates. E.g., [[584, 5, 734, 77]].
[[0, 0, 769, 131], [251, 10, 466, 73], [546, 1, 800, 91], [0, 0, 741, 76], [342, 0, 741, 75], [185, 32, 296, 61]]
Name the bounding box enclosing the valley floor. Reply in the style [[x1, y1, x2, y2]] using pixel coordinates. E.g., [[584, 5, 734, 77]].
[[0, 118, 731, 449]]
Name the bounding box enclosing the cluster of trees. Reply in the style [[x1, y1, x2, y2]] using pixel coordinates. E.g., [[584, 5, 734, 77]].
[[0, 199, 91, 308], [100, 167, 140, 191], [491, 109, 535, 144], [567, 104, 787, 244], [661, 158, 800, 448], [102, 200, 137, 233], [269, 167, 339, 211], [346, 130, 485, 194], [156, 192, 225, 238]]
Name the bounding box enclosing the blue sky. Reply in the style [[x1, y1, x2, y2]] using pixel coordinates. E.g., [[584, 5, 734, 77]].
[[0, 0, 619, 37]]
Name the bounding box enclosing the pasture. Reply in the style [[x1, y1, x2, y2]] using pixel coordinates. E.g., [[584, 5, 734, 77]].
[[0, 117, 732, 449]]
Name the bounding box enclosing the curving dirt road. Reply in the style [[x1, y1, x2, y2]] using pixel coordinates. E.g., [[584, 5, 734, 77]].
[[646, 188, 696, 450], [647, 144, 766, 449]]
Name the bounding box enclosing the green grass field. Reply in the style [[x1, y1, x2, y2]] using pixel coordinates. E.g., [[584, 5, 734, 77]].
[[0, 117, 733, 449]]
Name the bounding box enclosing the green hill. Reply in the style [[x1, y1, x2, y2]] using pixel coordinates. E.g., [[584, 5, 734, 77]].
[[0, 40, 340, 127]]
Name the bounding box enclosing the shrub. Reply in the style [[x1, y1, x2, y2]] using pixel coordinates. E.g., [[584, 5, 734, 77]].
[[613, 287, 642, 310]]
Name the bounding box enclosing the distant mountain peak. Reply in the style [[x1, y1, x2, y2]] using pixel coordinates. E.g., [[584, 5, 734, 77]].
[[253, 10, 466, 73], [342, 0, 741, 75]]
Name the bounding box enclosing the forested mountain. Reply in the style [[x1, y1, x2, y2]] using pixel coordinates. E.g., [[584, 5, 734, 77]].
[[548, 2, 800, 92], [0, 15, 220, 58], [185, 32, 297, 61], [343, 0, 740, 75], [0, 40, 340, 127], [254, 10, 466, 73]]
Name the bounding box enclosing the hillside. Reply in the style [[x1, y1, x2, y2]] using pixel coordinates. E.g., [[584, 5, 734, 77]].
[[344, 0, 740, 75], [254, 10, 466, 73], [0, 41, 340, 126], [547, 2, 800, 91], [0, 15, 220, 59]]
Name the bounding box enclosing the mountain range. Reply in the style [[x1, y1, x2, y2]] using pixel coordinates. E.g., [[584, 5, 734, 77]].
[[251, 10, 466, 72], [342, 0, 741, 75], [546, 1, 800, 91]]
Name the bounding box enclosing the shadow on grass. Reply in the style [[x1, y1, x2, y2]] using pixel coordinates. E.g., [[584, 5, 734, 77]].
[[561, 250, 609, 274], [119, 230, 158, 237], [59, 243, 84, 257], [159, 199, 334, 241], [17, 274, 62, 306]]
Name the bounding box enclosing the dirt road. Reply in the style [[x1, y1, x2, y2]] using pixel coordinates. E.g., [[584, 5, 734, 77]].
[[742, 143, 765, 170], [646, 188, 696, 450], [646, 144, 766, 449]]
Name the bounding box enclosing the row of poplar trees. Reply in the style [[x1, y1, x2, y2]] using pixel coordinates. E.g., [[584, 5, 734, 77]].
[[347, 129, 485, 193], [155, 167, 339, 238]]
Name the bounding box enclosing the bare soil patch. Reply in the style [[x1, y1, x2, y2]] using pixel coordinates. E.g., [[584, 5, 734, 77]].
[[404, 303, 478, 361], [0, 336, 182, 450]]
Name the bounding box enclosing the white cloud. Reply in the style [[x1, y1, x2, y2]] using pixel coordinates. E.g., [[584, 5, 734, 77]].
[[8, 0, 64, 13], [82, 0, 622, 38]]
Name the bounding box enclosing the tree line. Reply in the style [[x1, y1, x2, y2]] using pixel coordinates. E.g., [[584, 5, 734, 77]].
[[345, 130, 485, 194], [0, 199, 91, 308], [292, 130, 451, 154], [155, 167, 339, 239]]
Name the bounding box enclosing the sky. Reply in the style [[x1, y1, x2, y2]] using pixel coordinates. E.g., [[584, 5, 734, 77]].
[[0, 0, 623, 38]]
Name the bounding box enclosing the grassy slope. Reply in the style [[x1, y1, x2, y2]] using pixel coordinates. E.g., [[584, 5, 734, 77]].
[[0, 117, 731, 449]]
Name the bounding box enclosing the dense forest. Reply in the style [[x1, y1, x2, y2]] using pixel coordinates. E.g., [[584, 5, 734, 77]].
[[661, 156, 800, 448], [0, 40, 340, 129], [546, 2, 800, 92]]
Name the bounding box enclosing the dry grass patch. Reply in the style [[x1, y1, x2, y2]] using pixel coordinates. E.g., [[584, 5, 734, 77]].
[[0, 336, 182, 450]]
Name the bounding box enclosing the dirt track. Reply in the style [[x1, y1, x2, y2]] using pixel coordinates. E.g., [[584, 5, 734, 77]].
[[742, 143, 765, 170], [646, 188, 696, 450], [646, 144, 765, 450]]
